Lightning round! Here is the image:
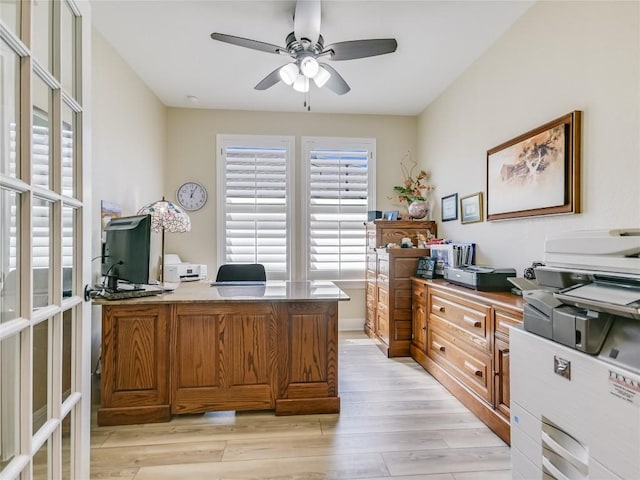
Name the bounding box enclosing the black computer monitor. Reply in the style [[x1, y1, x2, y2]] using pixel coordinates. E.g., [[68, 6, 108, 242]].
[[101, 214, 151, 292]]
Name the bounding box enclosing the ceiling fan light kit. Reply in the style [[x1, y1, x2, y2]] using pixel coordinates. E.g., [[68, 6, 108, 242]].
[[210, 0, 398, 108]]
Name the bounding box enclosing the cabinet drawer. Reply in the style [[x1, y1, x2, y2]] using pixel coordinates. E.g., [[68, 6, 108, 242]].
[[494, 308, 522, 339], [430, 314, 488, 351], [377, 285, 389, 305], [412, 281, 427, 304], [366, 282, 376, 308], [395, 289, 412, 310], [366, 252, 377, 274], [429, 291, 489, 340], [377, 310, 389, 343], [428, 328, 492, 403]]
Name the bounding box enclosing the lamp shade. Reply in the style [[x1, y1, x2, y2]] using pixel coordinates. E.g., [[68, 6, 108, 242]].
[[137, 197, 191, 233], [293, 75, 309, 93], [313, 66, 331, 88], [279, 63, 299, 85]]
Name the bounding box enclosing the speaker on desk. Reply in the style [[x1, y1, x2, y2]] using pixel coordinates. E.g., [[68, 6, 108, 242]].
[[367, 210, 382, 222]]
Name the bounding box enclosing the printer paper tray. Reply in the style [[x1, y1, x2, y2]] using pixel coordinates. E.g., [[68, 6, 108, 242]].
[[555, 282, 640, 319]]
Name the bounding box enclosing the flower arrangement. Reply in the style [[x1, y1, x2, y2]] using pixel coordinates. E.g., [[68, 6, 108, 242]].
[[392, 152, 434, 205]]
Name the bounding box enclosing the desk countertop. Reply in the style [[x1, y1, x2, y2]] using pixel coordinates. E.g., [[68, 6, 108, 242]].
[[93, 280, 350, 306]]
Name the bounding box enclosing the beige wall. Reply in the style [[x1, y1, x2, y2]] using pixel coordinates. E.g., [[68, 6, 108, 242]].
[[91, 28, 167, 279], [164, 109, 417, 328], [90, 28, 167, 384], [417, 1, 640, 275]]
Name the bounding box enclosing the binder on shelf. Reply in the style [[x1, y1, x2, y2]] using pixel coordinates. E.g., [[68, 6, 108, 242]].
[[429, 243, 476, 275]]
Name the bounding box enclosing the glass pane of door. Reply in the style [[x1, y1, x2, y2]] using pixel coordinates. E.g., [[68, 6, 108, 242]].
[[32, 318, 50, 434], [32, 0, 52, 72], [0, 1, 20, 36], [33, 198, 53, 309], [0, 39, 20, 178], [62, 206, 75, 298], [0, 189, 20, 323], [62, 309, 72, 402], [61, 412, 72, 478], [60, 1, 77, 96], [33, 75, 53, 191], [32, 437, 50, 480], [0, 333, 21, 473], [61, 104, 76, 198]]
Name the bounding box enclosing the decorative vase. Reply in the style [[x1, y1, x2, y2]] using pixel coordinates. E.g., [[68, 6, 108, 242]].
[[407, 200, 430, 220]]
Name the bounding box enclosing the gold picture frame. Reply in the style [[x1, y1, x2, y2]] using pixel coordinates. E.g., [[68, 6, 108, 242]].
[[460, 192, 483, 224], [486, 111, 581, 221]]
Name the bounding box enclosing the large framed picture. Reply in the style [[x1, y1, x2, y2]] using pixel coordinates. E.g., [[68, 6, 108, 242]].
[[486, 111, 581, 221], [460, 192, 483, 224], [441, 193, 458, 222]]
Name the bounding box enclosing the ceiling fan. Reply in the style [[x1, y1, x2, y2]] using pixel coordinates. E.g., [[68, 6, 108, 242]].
[[210, 0, 398, 97]]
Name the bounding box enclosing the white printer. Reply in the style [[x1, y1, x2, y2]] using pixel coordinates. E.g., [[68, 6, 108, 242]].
[[511, 228, 640, 480], [163, 254, 207, 282]]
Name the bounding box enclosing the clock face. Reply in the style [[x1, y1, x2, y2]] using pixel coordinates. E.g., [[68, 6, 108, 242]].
[[176, 182, 207, 211]]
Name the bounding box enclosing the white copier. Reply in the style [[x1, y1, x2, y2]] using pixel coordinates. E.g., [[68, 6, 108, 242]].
[[510, 229, 640, 480]]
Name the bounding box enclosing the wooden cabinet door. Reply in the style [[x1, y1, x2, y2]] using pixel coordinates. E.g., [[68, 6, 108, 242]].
[[171, 303, 276, 414], [411, 280, 427, 351], [98, 304, 170, 425], [494, 337, 510, 419]]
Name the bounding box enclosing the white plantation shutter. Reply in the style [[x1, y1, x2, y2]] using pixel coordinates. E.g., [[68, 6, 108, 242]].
[[217, 136, 294, 280], [303, 138, 375, 281]]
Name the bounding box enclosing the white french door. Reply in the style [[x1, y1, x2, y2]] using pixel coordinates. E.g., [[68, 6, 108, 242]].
[[0, 1, 91, 479]]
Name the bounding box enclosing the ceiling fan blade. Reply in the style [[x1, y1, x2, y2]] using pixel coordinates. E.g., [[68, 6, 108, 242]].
[[210, 32, 284, 55], [294, 0, 321, 46], [325, 38, 398, 61], [254, 67, 283, 90], [318, 63, 350, 95]]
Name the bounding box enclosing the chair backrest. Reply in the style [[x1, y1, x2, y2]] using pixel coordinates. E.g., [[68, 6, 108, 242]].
[[215, 264, 266, 282]]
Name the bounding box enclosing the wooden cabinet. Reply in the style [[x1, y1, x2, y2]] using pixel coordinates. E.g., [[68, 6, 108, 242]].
[[365, 220, 436, 357], [98, 304, 170, 426], [410, 279, 523, 444]]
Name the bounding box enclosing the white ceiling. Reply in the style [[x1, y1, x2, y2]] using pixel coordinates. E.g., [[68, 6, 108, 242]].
[[90, 0, 533, 116]]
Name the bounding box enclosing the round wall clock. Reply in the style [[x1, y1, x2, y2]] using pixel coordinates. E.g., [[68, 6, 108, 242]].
[[176, 182, 208, 211]]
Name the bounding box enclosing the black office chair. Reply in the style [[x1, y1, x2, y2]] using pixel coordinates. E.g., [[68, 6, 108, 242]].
[[215, 264, 266, 283]]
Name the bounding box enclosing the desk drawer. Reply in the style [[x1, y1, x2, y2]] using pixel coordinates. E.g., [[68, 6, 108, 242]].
[[428, 328, 492, 403], [494, 308, 522, 339], [429, 291, 489, 340]]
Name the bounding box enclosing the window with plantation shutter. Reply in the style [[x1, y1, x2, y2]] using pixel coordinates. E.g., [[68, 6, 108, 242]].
[[217, 135, 294, 280], [302, 137, 375, 281]]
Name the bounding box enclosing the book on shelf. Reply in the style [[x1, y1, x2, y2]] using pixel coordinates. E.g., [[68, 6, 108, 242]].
[[428, 243, 476, 275]]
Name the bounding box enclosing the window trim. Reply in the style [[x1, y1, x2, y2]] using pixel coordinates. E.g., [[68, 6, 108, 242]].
[[301, 136, 376, 281], [216, 134, 295, 280]]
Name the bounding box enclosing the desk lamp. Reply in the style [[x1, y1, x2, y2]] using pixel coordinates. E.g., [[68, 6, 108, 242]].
[[137, 197, 191, 285]]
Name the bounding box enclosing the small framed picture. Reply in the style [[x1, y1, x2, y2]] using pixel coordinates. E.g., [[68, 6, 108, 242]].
[[460, 192, 484, 224], [441, 193, 458, 222], [383, 210, 399, 221]]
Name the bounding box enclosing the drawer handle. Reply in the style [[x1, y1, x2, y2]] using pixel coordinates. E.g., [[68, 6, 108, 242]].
[[434, 304, 445, 313], [463, 315, 482, 328], [464, 361, 483, 377], [432, 341, 445, 352]]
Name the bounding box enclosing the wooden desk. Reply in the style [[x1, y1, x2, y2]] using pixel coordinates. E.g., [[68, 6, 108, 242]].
[[94, 281, 348, 426]]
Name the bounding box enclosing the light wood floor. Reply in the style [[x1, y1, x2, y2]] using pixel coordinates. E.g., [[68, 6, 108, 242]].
[[90, 331, 510, 479]]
